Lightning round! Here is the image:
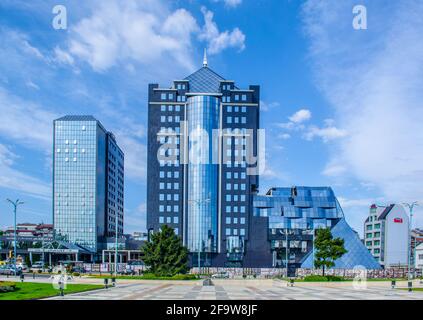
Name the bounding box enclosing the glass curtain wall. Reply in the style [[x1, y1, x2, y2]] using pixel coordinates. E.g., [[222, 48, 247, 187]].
[[186, 95, 220, 253]]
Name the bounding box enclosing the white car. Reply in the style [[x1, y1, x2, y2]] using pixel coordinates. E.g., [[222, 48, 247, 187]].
[[30, 262, 44, 272]]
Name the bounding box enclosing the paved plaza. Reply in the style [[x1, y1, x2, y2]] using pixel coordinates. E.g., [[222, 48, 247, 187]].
[[44, 279, 423, 300]]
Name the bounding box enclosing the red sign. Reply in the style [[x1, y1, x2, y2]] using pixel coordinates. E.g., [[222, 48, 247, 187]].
[[394, 218, 403, 223]]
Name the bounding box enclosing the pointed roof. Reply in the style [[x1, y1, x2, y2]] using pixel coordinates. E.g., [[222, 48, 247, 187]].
[[184, 66, 226, 93], [301, 218, 381, 269]]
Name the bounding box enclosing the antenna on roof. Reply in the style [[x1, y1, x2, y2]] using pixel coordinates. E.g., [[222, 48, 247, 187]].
[[203, 48, 208, 67]]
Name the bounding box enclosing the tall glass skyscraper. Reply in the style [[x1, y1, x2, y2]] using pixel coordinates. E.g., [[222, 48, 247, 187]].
[[53, 116, 124, 255], [147, 54, 260, 267]]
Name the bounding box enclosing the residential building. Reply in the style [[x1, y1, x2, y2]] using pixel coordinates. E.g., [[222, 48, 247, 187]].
[[364, 204, 409, 267], [415, 243, 423, 269], [53, 115, 124, 258], [411, 228, 423, 265], [147, 53, 260, 267], [3, 223, 53, 238], [253, 186, 380, 272]]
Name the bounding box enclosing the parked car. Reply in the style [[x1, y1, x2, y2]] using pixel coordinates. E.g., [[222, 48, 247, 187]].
[[120, 268, 135, 275], [29, 261, 44, 272], [0, 265, 22, 275], [71, 266, 86, 274], [211, 272, 230, 279]]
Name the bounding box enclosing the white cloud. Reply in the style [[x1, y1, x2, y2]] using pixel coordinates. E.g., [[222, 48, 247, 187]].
[[289, 109, 312, 123], [260, 100, 280, 112], [302, 0, 423, 204], [322, 161, 347, 177], [65, 1, 199, 72], [0, 87, 57, 151], [212, 0, 243, 8], [54, 46, 74, 65], [0, 144, 51, 200], [304, 125, 347, 142], [199, 7, 246, 55], [278, 133, 291, 140]]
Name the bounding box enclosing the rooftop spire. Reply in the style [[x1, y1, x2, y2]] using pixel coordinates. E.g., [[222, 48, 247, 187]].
[[203, 48, 208, 67]]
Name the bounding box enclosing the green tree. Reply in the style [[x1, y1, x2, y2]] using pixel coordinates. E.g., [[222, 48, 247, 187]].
[[142, 225, 189, 276], [314, 228, 347, 276]]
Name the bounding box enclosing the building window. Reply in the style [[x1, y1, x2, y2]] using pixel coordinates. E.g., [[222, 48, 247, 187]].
[[226, 217, 231, 224], [161, 93, 166, 100], [226, 228, 231, 236], [241, 94, 247, 101]]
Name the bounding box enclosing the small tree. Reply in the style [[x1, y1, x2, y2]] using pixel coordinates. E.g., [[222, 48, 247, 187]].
[[314, 228, 347, 276], [142, 225, 189, 277]]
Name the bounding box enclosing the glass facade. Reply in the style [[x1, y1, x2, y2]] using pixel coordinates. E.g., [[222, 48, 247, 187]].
[[254, 186, 381, 269], [53, 118, 104, 252], [53, 116, 124, 254], [147, 62, 260, 267], [186, 95, 219, 252]]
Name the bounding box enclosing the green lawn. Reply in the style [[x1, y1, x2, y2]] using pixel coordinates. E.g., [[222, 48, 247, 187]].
[[0, 282, 102, 300], [398, 288, 423, 291], [88, 273, 198, 281]]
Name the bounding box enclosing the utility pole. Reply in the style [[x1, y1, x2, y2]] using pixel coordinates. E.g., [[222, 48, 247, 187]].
[[6, 199, 24, 275], [403, 202, 418, 281], [115, 212, 118, 277]]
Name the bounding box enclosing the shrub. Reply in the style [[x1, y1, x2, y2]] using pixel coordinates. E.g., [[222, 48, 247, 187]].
[[325, 275, 344, 282], [72, 272, 80, 277], [303, 275, 345, 282], [139, 273, 197, 280], [37, 270, 42, 274], [0, 281, 16, 293]]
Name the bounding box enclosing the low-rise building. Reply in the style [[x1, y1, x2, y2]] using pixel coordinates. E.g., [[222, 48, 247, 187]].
[[415, 243, 423, 269], [364, 204, 409, 268]]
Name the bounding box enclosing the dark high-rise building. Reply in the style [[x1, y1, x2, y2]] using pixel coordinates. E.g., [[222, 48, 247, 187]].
[[147, 53, 260, 267], [146, 55, 382, 270], [53, 115, 124, 256]]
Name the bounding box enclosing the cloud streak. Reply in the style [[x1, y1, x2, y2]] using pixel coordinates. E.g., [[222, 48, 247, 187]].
[[302, 0, 423, 205]]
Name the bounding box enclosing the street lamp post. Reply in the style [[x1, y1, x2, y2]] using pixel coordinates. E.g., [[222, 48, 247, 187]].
[[188, 198, 210, 274], [115, 212, 118, 277], [403, 202, 419, 281], [6, 199, 24, 276]]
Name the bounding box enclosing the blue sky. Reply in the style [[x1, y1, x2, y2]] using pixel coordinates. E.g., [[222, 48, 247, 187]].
[[1, 0, 422, 237]]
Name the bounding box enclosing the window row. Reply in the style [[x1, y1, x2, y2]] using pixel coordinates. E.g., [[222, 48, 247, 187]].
[[159, 205, 179, 213], [160, 105, 181, 112], [225, 217, 246, 224], [225, 228, 246, 236], [159, 182, 180, 190], [226, 183, 247, 191]]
